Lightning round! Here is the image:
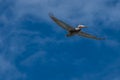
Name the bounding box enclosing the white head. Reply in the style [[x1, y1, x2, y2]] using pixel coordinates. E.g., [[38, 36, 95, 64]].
[[75, 24, 87, 30], [77, 25, 86, 28]]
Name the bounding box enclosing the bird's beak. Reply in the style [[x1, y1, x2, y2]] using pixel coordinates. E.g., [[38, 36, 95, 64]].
[[79, 26, 88, 29], [82, 26, 87, 28]]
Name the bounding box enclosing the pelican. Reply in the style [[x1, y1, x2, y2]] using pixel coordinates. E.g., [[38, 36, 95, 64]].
[[49, 13, 105, 40]]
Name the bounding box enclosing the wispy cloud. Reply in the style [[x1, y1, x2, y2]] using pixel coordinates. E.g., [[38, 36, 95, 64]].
[[0, 56, 26, 80], [13, 0, 120, 30], [0, 0, 120, 80], [11, 0, 120, 48], [100, 59, 120, 80], [70, 58, 120, 80], [20, 51, 48, 66]]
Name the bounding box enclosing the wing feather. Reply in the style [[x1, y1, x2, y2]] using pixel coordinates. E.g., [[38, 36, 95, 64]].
[[49, 14, 74, 31], [77, 31, 105, 40]]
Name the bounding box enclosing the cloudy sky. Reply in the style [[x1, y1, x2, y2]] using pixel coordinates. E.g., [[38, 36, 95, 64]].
[[0, 0, 120, 80]]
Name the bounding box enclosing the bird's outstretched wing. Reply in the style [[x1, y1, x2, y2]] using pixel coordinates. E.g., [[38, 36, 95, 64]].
[[77, 31, 105, 40], [49, 13, 74, 31]]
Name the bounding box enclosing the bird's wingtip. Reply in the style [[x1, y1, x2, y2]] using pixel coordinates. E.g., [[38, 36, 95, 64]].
[[49, 12, 54, 17]]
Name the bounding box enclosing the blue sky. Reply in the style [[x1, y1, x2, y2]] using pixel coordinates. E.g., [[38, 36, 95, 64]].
[[0, 0, 120, 80]]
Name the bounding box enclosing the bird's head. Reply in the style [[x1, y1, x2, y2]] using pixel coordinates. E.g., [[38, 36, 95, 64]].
[[77, 25, 87, 29]]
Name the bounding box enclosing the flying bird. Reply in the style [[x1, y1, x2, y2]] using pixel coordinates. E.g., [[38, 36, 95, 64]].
[[49, 13, 105, 40]]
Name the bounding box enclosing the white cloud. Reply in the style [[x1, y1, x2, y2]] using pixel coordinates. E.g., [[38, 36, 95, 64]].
[[0, 56, 26, 80], [12, 0, 120, 30], [0, 0, 120, 80], [1, 0, 119, 47], [21, 51, 48, 66], [10, 0, 120, 49], [69, 58, 120, 80], [101, 58, 120, 80]]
